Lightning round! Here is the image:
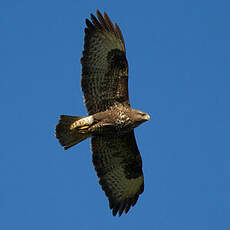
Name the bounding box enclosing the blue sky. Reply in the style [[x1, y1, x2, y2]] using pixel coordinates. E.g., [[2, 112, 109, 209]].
[[1, 0, 230, 229]]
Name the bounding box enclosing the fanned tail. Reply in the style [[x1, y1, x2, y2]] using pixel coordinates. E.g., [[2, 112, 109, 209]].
[[56, 115, 91, 150]]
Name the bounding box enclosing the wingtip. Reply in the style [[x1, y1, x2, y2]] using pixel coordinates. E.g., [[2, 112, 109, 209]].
[[96, 9, 103, 19], [96, 9, 101, 15]]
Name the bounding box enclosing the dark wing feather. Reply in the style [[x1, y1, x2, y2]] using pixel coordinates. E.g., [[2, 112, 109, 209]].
[[92, 131, 144, 216], [81, 10, 130, 115]]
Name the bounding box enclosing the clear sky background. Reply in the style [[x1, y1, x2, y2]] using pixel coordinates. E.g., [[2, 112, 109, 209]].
[[1, 0, 230, 229]]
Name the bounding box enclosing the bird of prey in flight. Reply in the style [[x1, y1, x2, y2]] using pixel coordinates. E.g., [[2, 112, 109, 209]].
[[56, 10, 150, 216]]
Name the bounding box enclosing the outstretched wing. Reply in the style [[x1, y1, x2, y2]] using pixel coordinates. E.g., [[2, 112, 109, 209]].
[[91, 131, 144, 216], [81, 10, 130, 115]]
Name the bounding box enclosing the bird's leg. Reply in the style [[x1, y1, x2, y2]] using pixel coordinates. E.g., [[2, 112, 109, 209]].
[[70, 115, 94, 130]]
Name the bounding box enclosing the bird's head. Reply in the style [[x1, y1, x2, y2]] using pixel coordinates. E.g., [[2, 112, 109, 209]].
[[132, 109, 150, 127]]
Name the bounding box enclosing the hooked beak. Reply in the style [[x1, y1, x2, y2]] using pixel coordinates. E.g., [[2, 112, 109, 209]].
[[144, 114, 150, 121]]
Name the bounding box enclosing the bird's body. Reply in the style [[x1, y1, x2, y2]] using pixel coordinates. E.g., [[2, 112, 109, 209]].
[[89, 106, 149, 134], [56, 10, 150, 216]]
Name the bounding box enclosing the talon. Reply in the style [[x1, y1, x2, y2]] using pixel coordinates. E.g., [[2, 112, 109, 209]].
[[79, 130, 87, 134]]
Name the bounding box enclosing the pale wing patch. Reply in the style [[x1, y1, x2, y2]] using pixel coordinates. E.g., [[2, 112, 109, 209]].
[[103, 167, 144, 199], [84, 32, 124, 71]]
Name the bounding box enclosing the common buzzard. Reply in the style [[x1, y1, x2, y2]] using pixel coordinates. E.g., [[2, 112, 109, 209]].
[[56, 10, 150, 216]]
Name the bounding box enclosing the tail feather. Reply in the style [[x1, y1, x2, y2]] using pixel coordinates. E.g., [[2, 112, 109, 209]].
[[56, 115, 91, 150]]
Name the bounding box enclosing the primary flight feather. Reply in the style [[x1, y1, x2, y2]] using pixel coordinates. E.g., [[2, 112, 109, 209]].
[[56, 10, 150, 216]]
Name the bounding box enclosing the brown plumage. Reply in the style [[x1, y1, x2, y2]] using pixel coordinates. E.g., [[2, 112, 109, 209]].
[[55, 10, 150, 216]]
